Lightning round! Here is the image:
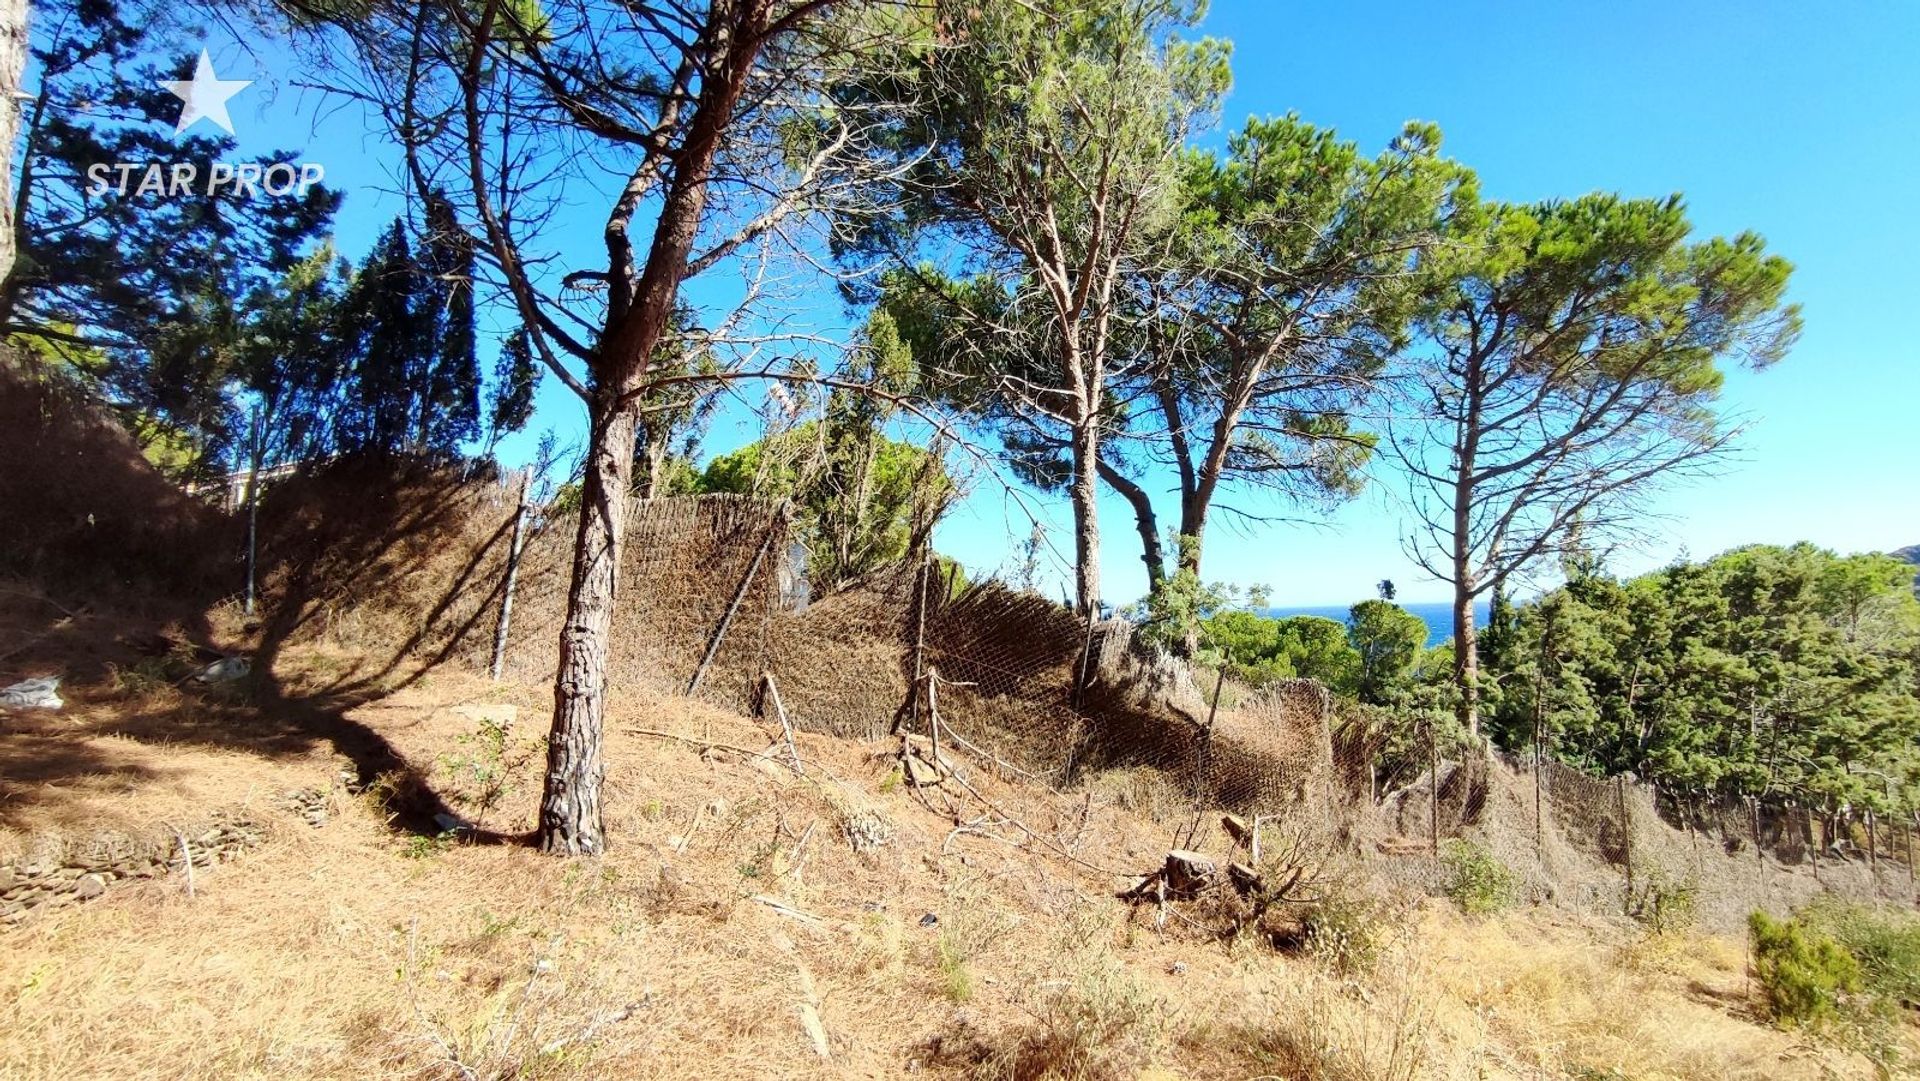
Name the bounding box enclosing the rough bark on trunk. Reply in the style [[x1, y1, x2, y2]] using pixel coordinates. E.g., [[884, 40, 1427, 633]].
[[1452, 579, 1480, 738], [635, 429, 667, 499], [1068, 419, 1102, 615], [0, 0, 29, 295], [1451, 359, 1484, 738], [531, 2, 765, 855], [1098, 458, 1163, 592], [538, 397, 639, 854]]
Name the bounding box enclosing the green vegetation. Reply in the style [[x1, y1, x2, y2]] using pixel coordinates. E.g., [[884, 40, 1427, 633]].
[[1204, 610, 1356, 690], [692, 315, 952, 594], [1440, 839, 1518, 915], [1800, 900, 1920, 1009], [1627, 874, 1699, 935], [1748, 910, 1863, 1028], [1348, 600, 1429, 705], [1488, 544, 1920, 818]]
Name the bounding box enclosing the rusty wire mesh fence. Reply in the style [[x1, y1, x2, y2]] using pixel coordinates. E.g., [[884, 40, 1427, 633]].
[[267, 475, 1918, 925]]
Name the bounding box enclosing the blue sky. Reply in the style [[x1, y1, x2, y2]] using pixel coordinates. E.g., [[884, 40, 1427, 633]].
[[196, 0, 1919, 606]]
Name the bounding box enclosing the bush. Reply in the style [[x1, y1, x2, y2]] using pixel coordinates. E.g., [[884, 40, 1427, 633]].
[[1628, 874, 1698, 934], [1440, 840, 1516, 915], [1301, 887, 1395, 977], [1748, 910, 1862, 1027], [1802, 900, 1920, 1009], [977, 955, 1164, 1081]]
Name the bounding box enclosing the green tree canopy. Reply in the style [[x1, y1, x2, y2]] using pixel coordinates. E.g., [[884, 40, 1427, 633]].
[[839, 0, 1231, 614], [1347, 599, 1428, 705], [1391, 191, 1802, 734], [1098, 115, 1474, 589], [7, 0, 340, 472], [1488, 544, 1920, 814]]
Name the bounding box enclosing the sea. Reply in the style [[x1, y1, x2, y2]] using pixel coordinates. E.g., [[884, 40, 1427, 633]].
[[1257, 600, 1491, 649]]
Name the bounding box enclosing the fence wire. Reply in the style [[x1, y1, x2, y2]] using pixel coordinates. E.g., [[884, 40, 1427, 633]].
[[273, 477, 1918, 926]]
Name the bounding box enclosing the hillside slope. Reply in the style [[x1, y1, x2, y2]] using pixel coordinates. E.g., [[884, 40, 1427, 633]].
[[0, 594, 1904, 1080]]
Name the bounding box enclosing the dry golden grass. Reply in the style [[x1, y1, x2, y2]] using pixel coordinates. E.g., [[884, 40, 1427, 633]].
[[3, 626, 1911, 1080]]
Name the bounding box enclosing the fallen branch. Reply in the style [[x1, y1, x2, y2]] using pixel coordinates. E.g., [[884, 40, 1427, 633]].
[[538, 1000, 648, 1057], [750, 893, 828, 927], [625, 726, 791, 766], [170, 825, 196, 899]]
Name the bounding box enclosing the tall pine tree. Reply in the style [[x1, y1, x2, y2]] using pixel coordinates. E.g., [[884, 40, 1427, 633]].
[[334, 212, 480, 459]]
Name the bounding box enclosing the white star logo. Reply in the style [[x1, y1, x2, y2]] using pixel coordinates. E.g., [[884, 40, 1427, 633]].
[[159, 50, 251, 136]]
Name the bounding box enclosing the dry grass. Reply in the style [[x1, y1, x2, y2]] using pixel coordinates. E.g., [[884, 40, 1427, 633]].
[[4, 618, 1913, 1079]]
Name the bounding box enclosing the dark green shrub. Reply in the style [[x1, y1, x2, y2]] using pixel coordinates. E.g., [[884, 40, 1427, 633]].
[[1803, 900, 1920, 1009], [1440, 839, 1517, 915], [1748, 910, 1862, 1027]]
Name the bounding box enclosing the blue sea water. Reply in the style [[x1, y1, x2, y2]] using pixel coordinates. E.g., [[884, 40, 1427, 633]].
[[1257, 600, 1491, 648]]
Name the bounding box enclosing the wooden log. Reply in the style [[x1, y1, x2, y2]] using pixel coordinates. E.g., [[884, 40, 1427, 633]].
[[1228, 862, 1261, 896], [1221, 813, 1252, 851]]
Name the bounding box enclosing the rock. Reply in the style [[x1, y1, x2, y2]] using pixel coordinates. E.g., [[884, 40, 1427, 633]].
[[1167, 961, 1188, 976], [903, 753, 943, 788], [73, 874, 106, 900], [842, 810, 892, 852], [918, 912, 939, 928], [0, 866, 14, 890]]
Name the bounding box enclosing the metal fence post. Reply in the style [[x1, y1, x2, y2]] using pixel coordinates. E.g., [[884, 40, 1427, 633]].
[[243, 404, 262, 618], [489, 469, 531, 682], [1428, 712, 1440, 858]]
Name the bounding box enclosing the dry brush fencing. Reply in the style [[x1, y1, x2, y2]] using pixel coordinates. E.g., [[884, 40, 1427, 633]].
[[262, 471, 1916, 924]]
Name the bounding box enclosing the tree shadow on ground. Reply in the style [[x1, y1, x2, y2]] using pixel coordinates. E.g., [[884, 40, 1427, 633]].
[[1, 456, 537, 847]]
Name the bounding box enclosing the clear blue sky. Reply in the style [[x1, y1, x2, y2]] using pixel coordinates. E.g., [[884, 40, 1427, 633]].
[[204, 0, 1920, 607]]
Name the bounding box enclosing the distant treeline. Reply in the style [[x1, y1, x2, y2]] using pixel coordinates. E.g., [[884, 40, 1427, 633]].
[[1205, 544, 1920, 818]]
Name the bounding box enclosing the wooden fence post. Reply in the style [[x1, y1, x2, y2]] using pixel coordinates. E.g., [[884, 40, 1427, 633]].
[[1071, 600, 1098, 711], [1867, 808, 1879, 890], [1618, 776, 1634, 910], [890, 556, 932, 736], [243, 405, 262, 618], [1807, 805, 1820, 882]]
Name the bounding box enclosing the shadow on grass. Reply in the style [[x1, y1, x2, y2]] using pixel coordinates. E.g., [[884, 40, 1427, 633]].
[[2, 455, 544, 848]]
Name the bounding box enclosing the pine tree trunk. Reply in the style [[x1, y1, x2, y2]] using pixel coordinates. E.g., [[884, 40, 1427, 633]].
[[537, 395, 639, 854], [1452, 578, 1480, 738], [0, 0, 29, 296], [529, 0, 769, 856], [1452, 433, 1481, 736], [1068, 418, 1102, 615]]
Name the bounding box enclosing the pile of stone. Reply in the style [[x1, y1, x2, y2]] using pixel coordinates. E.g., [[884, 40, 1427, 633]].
[[1, 811, 268, 925], [279, 786, 331, 828]]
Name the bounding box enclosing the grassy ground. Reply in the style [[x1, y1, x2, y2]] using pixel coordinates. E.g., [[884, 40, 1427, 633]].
[[1, 595, 1909, 1079]]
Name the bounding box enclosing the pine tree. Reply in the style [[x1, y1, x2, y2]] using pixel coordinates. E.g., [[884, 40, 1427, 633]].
[[338, 220, 425, 454], [414, 191, 480, 454], [4, 0, 339, 471]]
